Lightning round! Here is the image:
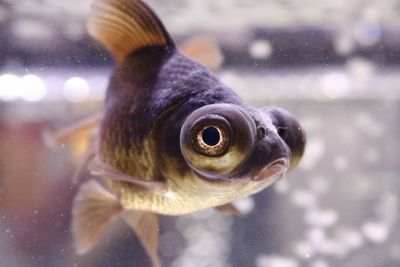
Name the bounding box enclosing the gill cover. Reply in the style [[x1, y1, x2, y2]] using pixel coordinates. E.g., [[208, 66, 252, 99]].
[[180, 104, 256, 179]]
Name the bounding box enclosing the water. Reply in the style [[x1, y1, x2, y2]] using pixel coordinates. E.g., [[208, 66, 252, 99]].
[[0, 0, 399, 267]]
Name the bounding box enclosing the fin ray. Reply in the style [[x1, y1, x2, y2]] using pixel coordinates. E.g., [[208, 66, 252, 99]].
[[88, 157, 165, 190], [43, 112, 102, 148], [94, 3, 153, 44], [123, 211, 161, 267], [127, 1, 165, 41], [88, 0, 174, 63], [72, 180, 122, 255]]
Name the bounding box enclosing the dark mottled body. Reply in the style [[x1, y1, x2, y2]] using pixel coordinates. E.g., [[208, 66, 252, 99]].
[[101, 47, 245, 179], [99, 48, 293, 215], [102, 46, 292, 174]]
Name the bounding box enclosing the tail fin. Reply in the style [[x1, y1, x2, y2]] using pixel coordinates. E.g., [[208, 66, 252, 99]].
[[72, 180, 122, 255]]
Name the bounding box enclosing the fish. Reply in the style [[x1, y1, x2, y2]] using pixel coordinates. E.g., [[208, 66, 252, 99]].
[[64, 0, 306, 266]]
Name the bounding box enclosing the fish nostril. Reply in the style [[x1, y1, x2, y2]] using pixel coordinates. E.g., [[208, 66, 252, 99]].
[[257, 126, 267, 140]]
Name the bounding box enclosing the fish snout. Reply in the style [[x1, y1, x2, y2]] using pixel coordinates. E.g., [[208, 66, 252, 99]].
[[259, 106, 306, 170], [247, 123, 291, 182]]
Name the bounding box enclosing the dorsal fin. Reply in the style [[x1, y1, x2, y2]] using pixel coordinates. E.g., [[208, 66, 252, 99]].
[[88, 0, 175, 63]]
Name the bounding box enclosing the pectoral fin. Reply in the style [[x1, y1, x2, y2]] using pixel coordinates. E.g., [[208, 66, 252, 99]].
[[123, 211, 161, 267], [72, 180, 122, 255], [88, 158, 165, 190], [43, 113, 101, 183], [179, 35, 224, 72], [43, 112, 102, 149], [215, 203, 243, 217]]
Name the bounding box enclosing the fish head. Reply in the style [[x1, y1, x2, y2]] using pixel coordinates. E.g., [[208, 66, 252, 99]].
[[178, 103, 305, 195]]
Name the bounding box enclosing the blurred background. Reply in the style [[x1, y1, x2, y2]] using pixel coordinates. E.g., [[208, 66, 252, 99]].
[[0, 0, 399, 267]]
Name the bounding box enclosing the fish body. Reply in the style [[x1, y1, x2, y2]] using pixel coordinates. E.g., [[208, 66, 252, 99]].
[[69, 0, 306, 266], [99, 49, 284, 215]]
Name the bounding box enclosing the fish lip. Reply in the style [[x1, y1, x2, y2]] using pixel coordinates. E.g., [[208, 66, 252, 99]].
[[252, 158, 289, 181]]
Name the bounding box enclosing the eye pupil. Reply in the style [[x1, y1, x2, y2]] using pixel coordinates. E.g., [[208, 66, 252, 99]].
[[188, 117, 231, 157], [202, 127, 220, 146]]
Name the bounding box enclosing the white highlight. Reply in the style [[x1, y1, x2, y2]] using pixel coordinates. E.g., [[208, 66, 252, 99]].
[[233, 197, 255, 215], [249, 40, 273, 59], [293, 241, 315, 259], [334, 227, 364, 251], [164, 191, 176, 200], [0, 74, 23, 101], [21, 74, 47, 102], [319, 72, 350, 99], [256, 255, 299, 267], [63, 77, 90, 102], [305, 209, 338, 227], [361, 221, 389, 243], [290, 189, 317, 209], [274, 179, 290, 195]]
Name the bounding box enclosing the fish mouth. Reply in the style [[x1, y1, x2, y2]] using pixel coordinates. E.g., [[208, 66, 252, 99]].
[[252, 158, 289, 182]]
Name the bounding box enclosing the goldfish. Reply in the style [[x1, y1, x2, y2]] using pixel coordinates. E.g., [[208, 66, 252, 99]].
[[53, 0, 306, 266]]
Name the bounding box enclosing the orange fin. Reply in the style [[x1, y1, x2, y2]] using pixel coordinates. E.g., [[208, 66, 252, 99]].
[[123, 211, 161, 267], [179, 35, 224, 72], [72, 180, 122, 255], [43, 112, 102, 149], [215, 203, 243, 217], [87, 0, 175, 64], [88, 158, 165, 190]]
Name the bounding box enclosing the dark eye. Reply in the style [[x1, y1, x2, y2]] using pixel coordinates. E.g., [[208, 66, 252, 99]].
[[189, 117, 231, 157], [180, 103, 256, 178]]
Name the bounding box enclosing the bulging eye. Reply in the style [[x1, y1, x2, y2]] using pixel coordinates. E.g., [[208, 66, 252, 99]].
[[180, 104, 256, 179]]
